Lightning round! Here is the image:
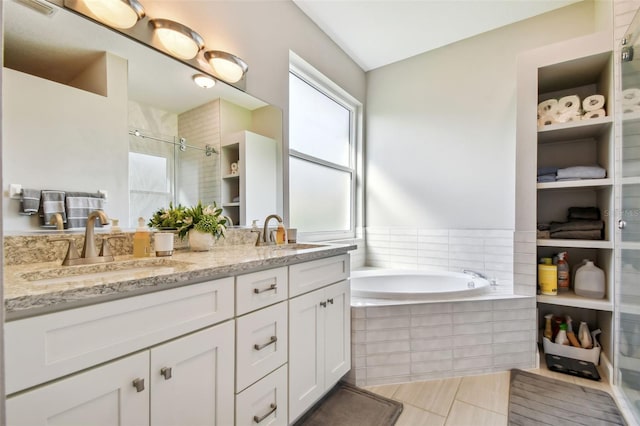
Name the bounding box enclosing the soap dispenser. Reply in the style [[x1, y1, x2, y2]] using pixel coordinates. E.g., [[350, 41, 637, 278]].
[[133, 217, 151, 258], [275, 221, 287, 245]]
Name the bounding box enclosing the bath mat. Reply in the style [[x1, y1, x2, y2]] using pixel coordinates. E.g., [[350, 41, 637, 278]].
[[545, 353, 601, 381], [508, 369, 626, 425], [294, 381, 403, 426]]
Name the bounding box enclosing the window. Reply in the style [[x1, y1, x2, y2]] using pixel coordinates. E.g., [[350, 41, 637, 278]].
[[289, 56, 360, 240]]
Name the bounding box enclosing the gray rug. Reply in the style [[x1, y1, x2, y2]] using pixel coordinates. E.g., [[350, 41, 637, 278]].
[[294, 381, 403, 426], [508, 369, 626, 425]]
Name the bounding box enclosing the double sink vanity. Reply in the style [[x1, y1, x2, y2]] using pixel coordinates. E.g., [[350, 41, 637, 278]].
[[3, 233, 354, 425]]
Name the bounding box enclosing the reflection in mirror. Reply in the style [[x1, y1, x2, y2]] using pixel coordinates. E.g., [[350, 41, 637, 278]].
[[2, 0, 282, 232]]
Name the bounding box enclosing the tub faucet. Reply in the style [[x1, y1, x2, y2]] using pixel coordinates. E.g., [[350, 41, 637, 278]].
[[463, 269, 488, 280], [262, 214, 283, 246]]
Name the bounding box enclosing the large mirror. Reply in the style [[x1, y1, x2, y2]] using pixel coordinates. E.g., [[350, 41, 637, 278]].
[[2, 0, 283, 232]]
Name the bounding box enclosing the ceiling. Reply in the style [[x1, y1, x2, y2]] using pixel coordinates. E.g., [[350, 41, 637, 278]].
[[293, 0, 582, 71]]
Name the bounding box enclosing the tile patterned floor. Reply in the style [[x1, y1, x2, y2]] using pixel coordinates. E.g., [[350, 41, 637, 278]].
[[366, 355, 613, 426]]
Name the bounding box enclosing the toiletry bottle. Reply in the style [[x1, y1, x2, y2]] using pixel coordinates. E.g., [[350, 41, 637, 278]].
[[557, 252, 570, 292], [565, 316, 581, 347], [575, 260, 605, 299], [538, 258, 557, 295], [133, 217, 151, 258], [543, 314, 553, 340], [555, 323, 569, 345], [578, 321, 593, 349], [275, 221, 287, 245]]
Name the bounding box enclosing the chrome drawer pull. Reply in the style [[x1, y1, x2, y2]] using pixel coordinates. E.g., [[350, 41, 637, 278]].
[[253, 403, 277, 423], [254, 336, 278, 351], [160, 367, 172, 380], [132, 378, 145, 392], [254, 284, 277, 294]]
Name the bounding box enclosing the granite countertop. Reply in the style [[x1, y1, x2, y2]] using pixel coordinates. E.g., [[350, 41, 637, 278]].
[[4, 243, 355, 320]]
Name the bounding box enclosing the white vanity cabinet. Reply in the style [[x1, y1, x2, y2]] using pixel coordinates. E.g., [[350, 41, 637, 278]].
[[288, 255, 351, 423], [7, 321, 235, 426]]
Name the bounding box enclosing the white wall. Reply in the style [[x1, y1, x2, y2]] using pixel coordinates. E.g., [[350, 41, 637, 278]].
[[2, 54, 129, 232], [365, 1, 598, 230]]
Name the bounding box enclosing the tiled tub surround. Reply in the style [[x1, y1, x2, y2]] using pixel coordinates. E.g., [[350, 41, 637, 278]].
[[3, 229, 355, 318], [365, 228, 515, 295], [347, 297, 537, 387]]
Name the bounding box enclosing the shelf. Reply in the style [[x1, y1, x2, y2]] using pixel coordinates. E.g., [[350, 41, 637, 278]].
[[536, 239, 613, 249], [621, 177, 640, 185], [537, 116, 613, 144], [222, 174, 240, 180], [537, 291, 613, 311], [537, 178, 613, 190]]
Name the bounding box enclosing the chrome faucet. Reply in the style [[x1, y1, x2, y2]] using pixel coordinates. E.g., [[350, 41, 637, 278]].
[[462, 269, 488, 280], [262, 214, 283, 246]]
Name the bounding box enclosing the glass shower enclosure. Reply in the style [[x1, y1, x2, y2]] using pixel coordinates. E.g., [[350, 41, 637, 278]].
[[617, 11, 640, 423]]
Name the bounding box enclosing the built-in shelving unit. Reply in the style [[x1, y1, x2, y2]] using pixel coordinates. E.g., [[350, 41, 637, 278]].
[[220, 131, 277, 227], [517, 31, 616, 378]]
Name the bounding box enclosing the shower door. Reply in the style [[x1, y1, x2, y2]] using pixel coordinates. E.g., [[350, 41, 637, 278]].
[[618, 11, 640, 423]]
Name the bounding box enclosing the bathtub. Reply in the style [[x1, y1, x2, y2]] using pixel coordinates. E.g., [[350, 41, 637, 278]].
[[350, 269, 491, 302]]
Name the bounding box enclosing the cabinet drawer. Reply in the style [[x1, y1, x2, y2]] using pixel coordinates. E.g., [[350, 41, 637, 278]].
[[236, 302, 288, 392], [236, 267, 288, 315], [5, 278, 234, 394], [289, 254, 350, 297], [236, 365, 288, 426]]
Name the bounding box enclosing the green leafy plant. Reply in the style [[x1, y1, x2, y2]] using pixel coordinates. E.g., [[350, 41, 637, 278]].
[[147, 202, 187, 230], [178, 201, 227, 240]]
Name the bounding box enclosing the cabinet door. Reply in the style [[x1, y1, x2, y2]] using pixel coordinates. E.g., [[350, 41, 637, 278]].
[[6, 352, 149, 426], [150, 321, 235, 426], [236, 365, 288, 426], [288, 288, 325, 422], [324, 280, 351, 387]]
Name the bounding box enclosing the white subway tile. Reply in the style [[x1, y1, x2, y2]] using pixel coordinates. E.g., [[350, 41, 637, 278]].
[[493, 342, 534, 355], [366, 364, 411, 379], [418, 229, 449, 237], [410, 349, 452, 362], [410, 337, 454, 352], [453, 333, 492, 347], [493, 330, 536, 344], [353, 344, 366, 357], [514, 231, 536, 243], [417, 258, 449, 267], [453, 300, 493, 312], [366, 316, 411, 330], [514, 242, 536, 254], [493, 352, 535, 367], [453, 344, 492, 358], [493, 298, 535, 310], [410, 303, 452, 315], [453, 322, 493, 335], [366, 305, 410, 318], [367, 341, 411, 355], [366, 329, 411, 343], [454, 356, 492, 370], [514, 252, 536, 264], [453, 311, 494, 324], [411, 313, 452, 327], [352, 318, 366, 330], [411, 325, 454, 338], [493, 320, 536, 333], [365, 375, 412, 387], [366, 352, 411, 367], [417, 248, 449, 259], [492, 309, 535, 322], [411, 359, 453, 374]]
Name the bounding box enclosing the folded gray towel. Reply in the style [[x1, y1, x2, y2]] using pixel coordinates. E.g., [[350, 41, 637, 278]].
[[550, 229, 603, 240], [556, 165, 606, 180], [550, 220, 603, 233], [38, 190, 67, 225], [20, 188, 40, 215], [537, 166, 558, 176], [537, 174, 557, 183], [568, 207, 601, 221], [65, 192, 105, 229]]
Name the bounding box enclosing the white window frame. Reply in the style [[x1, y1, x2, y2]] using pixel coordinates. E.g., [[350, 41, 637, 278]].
[[289, 53, 362, 241]]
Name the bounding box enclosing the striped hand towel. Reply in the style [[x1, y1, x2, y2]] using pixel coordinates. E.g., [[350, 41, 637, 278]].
[[65, 192, 105, 229], [20, 188, 41, 215], [38, 190, 67, 226]]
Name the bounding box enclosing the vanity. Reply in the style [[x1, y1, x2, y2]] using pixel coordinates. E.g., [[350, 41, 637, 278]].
[[3, 241, 354, 425]]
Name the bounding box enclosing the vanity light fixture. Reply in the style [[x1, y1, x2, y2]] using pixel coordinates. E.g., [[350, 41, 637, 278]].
[[192, 73, 216, 89], [81, 0, 144, 29], [150, 18, 205, 60], [204, 50, 248, 83]]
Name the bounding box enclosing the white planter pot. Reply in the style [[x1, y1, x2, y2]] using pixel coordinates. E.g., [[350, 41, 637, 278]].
[[188, 230, 214, 251]]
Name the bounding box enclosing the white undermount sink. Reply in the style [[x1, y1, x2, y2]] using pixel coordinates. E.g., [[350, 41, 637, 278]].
[[18, 258, 193, 286]]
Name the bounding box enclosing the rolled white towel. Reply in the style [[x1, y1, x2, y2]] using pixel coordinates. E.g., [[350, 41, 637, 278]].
[[583, 94, 605, 111], [582, 109, 606, 120], [537, 114, 556, 129], [622, 88, 640, 105], [623, 104, 640, 114], [555, 110, 582, 123], [538, 99, 558, 116], [557, 95, 581, 114]]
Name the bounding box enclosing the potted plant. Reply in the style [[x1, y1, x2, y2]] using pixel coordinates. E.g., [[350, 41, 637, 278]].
[[147, 202, 187, 230], [178, 201, 228, 251]]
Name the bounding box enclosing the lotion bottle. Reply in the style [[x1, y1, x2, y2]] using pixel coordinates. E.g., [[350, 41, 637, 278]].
[[133, 217, 151, 258]]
